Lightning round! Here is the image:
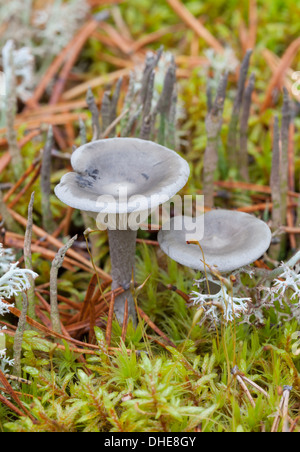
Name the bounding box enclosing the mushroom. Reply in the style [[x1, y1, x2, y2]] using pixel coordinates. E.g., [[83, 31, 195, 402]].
[[157, 209, 272, 273], [55, 137, 190, 324], [158, 210, 272, 321]]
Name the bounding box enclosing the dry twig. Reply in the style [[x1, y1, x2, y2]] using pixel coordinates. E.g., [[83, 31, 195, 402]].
[[271, 386, 293, 432]]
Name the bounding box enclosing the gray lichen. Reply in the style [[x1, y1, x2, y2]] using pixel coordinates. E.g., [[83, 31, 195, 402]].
[[0, 0, 90, 99]]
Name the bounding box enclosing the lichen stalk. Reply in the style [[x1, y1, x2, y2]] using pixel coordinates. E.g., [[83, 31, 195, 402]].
[[203, 72, 228, 208], [239, 72, 255, 181], [86, 88, 101, 140], [227, 49, 252, 169]]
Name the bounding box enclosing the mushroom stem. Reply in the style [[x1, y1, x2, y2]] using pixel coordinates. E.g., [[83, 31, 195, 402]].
[[108, 228, 137, 325]]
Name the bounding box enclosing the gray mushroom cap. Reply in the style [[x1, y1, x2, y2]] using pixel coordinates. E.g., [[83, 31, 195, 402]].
[[158, 210, 272, 273], [54, 137, 190, 215]]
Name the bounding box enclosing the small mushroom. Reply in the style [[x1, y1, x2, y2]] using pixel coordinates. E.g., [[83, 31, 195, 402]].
[[55, 137, 190, 324], [157, 209, 272, 273]]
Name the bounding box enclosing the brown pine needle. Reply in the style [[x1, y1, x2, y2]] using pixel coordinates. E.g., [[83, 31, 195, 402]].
[[261, 36, 300, 112], [121, 298, 129, 343], [79, 273, 98, 321], [214, 180, 300, 199], [231, 367, 256, 408], [137, 307, 176, 348], [62, 68, 130, 100], [0, 369, 36, 422], [7, 164, 41, 210], [49, 12, 109, 105], [3, 159, 40, 203], [166, 284, 190, 302], [6, 208, 111, 281], [0, 392, 27, 418], [26, 13, 109, 108], [105, 291, 116, 347], [0, 112, 89, 134], [166, 0, 224, 54]]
